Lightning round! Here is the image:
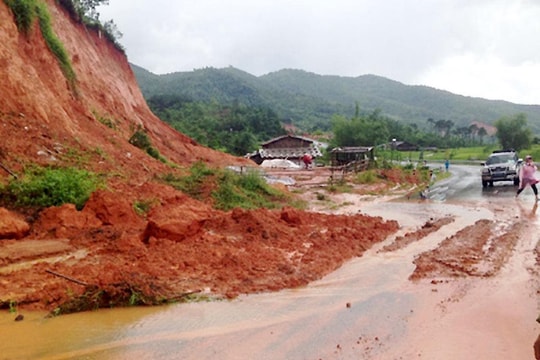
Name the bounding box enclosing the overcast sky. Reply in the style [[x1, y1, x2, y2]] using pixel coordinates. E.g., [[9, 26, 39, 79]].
[[97, 0, 540, 105]]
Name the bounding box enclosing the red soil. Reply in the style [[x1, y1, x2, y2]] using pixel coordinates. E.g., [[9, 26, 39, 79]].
[[0, 1, 399, 312]]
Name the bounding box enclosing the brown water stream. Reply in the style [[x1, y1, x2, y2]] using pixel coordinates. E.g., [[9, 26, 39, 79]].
[[1, 199, 538, 359]]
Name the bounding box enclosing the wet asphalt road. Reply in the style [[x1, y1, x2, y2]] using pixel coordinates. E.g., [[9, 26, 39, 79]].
[[428, 163, 523, 202]]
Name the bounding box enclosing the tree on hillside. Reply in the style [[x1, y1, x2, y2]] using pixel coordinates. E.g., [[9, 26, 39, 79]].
[[146, 95, 285, 156], [331, 110, 390, 147], [75, 0, 108, 21], [468, 124, 479, 143], [477, 127, 488, 144], [494, 113, 532, 151], [427, 118, 435, 132]]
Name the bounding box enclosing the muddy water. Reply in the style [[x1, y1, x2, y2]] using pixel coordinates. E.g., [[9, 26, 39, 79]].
[[3, 198, 536, 360]]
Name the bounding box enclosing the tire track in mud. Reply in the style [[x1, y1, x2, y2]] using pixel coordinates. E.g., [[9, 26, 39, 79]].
[[378, 216, 455, 253], [409, 219, 524, 280]]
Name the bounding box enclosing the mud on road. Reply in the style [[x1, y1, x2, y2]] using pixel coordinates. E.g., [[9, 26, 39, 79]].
[[301, 180, 540, 359], [1, 166, 539, 359]]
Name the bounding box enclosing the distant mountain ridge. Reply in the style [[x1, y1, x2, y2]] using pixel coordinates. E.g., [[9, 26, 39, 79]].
[[131, 65, 540, 133]]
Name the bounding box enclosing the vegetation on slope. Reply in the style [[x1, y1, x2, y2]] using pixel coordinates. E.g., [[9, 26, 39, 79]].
[[160, 161, 302, 211], [147, 95, 286, 156], [5, 0, 76, 88], [0, 166, 102, 210]]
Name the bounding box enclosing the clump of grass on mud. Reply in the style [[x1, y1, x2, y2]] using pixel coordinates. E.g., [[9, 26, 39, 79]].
[[160, 161, 215, 200], [326, 179, 354, 193], [354, 169, 378, 184], [354, 167, 432, 192], [0, 166, 102, 210], [48, 283, 162, 316], [129, 126, 167, 163], [161, 161, 304, 211], [133, 198, 158, 216], [48, 282, 214, 317], [212, 170, 286, 210]]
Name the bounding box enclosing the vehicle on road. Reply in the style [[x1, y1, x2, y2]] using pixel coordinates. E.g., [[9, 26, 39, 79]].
[[481, 150, 522, 187]]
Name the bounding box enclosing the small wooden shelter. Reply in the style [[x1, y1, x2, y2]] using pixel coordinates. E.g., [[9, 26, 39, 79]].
[[330, 146, 374, 180], [392, 141, 419, 151]]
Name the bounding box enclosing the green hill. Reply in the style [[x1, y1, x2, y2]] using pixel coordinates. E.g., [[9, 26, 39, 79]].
[[132, 65, 540, 133]]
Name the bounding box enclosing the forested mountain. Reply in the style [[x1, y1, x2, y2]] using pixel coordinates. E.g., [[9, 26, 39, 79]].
[[132, 65, 540, 133], [132, 65, 348, 131]]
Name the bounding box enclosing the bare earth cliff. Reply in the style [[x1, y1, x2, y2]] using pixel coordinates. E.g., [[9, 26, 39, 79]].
[[0, 0, 399, 312]]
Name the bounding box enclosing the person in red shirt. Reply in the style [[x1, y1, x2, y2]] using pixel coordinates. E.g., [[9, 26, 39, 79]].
[[302, 153, 312, 169], [516, 155, 539, 200]]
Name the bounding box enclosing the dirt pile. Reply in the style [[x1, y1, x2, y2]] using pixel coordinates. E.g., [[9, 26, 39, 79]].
[[0, 208, 30, 239], [0, 1, 400, 313], [0, 185, 399, 312]]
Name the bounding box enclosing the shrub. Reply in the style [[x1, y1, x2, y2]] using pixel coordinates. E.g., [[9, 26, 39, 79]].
[[128, 128, 152, 150], [129, 127, 164, 161], [93, 111, 117, 129], [56, 0, 78, 20], [57, 0, 125, 53], [1, 166, 102, 209], [146, 146, 161, 161], [354, 170, 377, 184]]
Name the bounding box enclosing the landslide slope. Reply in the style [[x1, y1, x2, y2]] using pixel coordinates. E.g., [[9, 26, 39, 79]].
[[0, 0, 399, 313], [0, 0, 249, 180]]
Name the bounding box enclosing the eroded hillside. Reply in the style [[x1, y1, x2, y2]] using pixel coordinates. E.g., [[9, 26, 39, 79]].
[[0, 0, 400, 313], [0, 0, 251, 178]]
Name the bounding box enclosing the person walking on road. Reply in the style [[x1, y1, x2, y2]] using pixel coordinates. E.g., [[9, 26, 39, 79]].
[[516, 155, 539, 200]]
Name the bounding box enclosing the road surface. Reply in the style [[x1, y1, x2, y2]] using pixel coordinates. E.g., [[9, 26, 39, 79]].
[[1, 165, 538, 360]]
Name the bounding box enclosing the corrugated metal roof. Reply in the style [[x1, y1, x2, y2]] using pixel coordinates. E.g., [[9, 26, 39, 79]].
[[258, 147, 323, 159], [330, 146, 373, 153], [261, 134, 315, 146]]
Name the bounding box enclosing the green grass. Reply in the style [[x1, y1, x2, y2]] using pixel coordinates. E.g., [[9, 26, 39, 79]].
[[5, 0, 77, 89], [161, 162, 299, 211], [133, 198, 158, 216], [93, 111, 118, 130], [4, 0, 37, 34], [397, 145, 540, 162], [354, 169, 378, 184], [160, 161, 215, 199], [326, 180, 354, 194], [382, 145, 500, 163], [517, 145, 540, 160], [35, 1, 77, 88], [0, 166, 103, 210], [212, 170, 286, 211]]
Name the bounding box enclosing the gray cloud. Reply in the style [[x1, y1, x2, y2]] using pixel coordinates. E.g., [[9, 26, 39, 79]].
[[98, 0, 540, 104]]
